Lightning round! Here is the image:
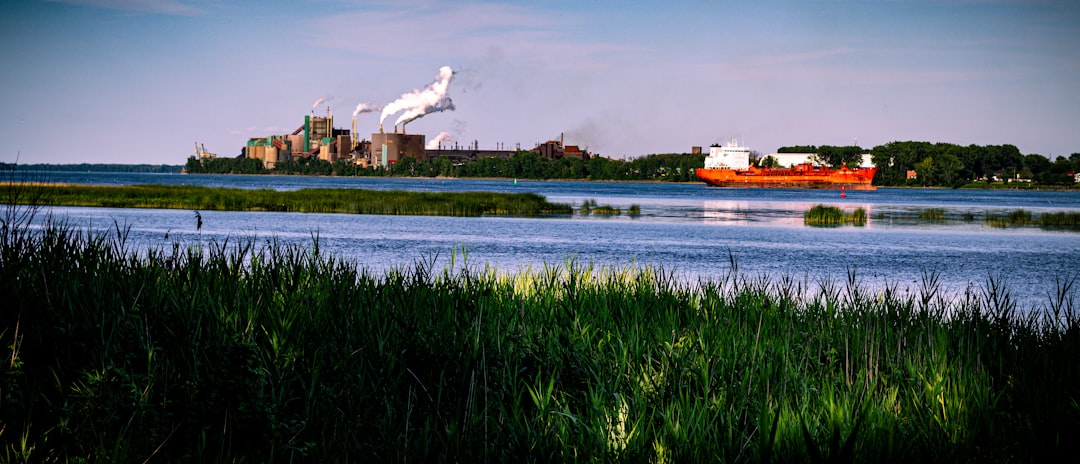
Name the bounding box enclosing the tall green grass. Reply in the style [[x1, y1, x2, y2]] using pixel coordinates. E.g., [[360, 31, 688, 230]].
[[579, 199, 622, 216], [985, 209, 1080, 229], [804, 204, 867, 226], [1039, 211, 1080, 227], [4, 183, 573, 217], [2, 218, 1079, 461], [917, 208, 946, 221]]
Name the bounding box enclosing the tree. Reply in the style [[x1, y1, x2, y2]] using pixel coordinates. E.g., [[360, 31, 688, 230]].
[[935, 150, 964, 186], [1023, 154, 1051, 181]]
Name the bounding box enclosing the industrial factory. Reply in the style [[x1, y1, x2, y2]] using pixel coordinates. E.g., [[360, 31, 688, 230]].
[[227, 109, 590, 170], [196, 65, 590, 170]]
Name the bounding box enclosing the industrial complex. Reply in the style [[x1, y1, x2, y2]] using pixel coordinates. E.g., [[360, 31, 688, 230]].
[[188, 65, 861, 176], [190, 65, 592, 170], [193, 107, 591, 170], [209, 108, 591, 170]]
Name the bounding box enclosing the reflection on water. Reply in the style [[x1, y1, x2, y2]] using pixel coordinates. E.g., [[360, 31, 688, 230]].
[[702, 200, 877, 227]]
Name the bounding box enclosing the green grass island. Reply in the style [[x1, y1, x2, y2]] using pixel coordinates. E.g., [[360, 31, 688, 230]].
[[4, 183, 573, 217]]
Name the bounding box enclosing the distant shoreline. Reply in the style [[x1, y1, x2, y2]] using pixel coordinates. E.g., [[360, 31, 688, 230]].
[[1, 163, 184, 174], [5, 165, 1076, 190]]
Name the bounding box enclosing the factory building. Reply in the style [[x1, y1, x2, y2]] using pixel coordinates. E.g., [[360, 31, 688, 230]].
[[244, 109, 360, 169], [195, 142, 217, 160], [536, 135, 590, 160], [370, 130, 425, 167], [237, 109, 593, 170], [423, 140, 516, 163]]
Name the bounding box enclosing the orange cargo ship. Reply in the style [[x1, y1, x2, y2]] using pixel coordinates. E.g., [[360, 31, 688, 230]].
[[695, 140, 878, 190]]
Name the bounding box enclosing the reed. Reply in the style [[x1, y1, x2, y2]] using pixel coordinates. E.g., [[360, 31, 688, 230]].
[[579, 198, 597, 215], [3, 218, 1078, 462], [592, 205, 621, 216], [1039, 211, 1080, 228], [982, 209, 1080, 229], [917, 208, 946, 221], [850, 207, 867, 225], [804, 204, 845, 225], [804, 204, 867, 226], [3, 183, 573, 217], [578, 199, 622, 216]]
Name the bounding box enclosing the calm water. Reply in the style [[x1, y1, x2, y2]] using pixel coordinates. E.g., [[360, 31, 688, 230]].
[[19, 171, 1080, 309]]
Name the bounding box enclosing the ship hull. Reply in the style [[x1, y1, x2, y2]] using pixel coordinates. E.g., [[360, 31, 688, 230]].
[[696, 165, 878, 190]]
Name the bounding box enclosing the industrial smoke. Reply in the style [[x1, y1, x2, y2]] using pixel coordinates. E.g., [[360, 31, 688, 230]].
[[380, 66, 456, 129], [426, 131, 453, 150], [312, 96, 334, 111], [352, 102, 382, 118]]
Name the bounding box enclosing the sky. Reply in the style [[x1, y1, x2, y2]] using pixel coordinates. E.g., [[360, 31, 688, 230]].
[[2, 0, 1079, 164]]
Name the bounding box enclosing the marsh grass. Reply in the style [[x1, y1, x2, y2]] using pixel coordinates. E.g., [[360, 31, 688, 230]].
[[985, 209, 1080, 229], [3, 183, 573, 217], [804, 205, 867, 226], [917, 208, 946, 221], [579, 199, 622, 216], [1039, 211, 1080, 227], [4, 214, 1079, 462]]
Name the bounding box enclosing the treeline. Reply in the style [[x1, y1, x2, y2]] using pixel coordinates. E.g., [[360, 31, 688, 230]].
[[779, 143, 1079, 187], [185, 142, 1079, 187], [0, 163, 183, 173], [870, 142, 1079, 187], [183, 156, 264, 174], [185, 151, 706, 182]]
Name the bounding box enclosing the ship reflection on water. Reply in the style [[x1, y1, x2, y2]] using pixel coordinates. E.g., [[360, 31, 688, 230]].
[[702, 200, 876, 227]]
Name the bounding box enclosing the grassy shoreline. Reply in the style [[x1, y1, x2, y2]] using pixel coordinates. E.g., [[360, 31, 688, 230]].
[[2, 218, 1078, 461], [3, 183, 572, 217]]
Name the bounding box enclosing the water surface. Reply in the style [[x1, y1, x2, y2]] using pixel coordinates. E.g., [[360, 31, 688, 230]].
[[19, 171, 1080, 309]]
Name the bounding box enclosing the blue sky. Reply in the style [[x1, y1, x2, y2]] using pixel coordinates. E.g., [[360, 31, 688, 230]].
[[2, 0, 1078, 164]]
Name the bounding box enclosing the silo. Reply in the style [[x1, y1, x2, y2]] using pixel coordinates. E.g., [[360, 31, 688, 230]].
[[287, 135, 304, 154], [265, 146, 278, 169], [248, 145, 265, 163]]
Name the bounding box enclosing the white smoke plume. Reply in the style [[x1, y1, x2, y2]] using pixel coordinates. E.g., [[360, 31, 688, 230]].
[[312, 96, 334, 111], [426, 131, 453, 150], [352, 102, 383, 118], [396, 98, 454, 127], [380, 66, 456, 128]]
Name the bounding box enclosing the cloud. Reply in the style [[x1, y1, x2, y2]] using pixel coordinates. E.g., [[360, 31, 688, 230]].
[[45, 0, 203, 15], [304, 2, 636, 71]]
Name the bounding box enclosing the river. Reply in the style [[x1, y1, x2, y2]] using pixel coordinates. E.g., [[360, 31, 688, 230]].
[[14, 171, 1080, 310]]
